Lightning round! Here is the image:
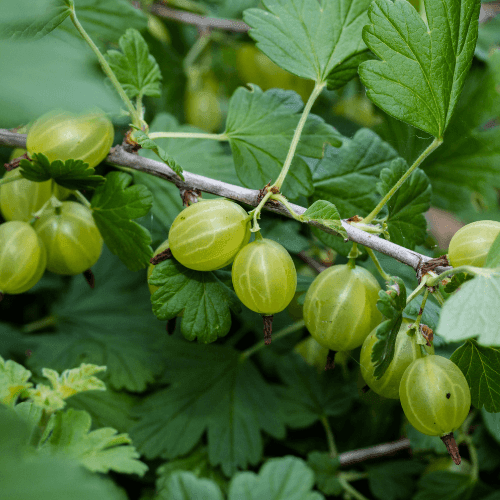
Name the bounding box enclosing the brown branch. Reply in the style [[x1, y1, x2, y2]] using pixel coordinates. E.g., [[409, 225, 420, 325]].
[[149, 4, 250, 33], [338, 438, 411, 466], [0, 129, 450, 274]]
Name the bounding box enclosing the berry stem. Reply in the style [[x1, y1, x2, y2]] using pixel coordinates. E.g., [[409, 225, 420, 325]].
[[325, 350, 337, 370], [263, 315, 274, 345], [272, 81, 326, 192], [440, 432, 462, 465], [74, 191, 92, 209], [366, 247, 391, 281], [240, 319, 305, 359], [364, 137, 442, 225]]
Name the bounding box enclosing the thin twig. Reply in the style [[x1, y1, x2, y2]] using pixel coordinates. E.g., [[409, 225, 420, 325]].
[[149, 4, 250, 32], [338, 438, 411, 466], [298, 251, 327, 273], [0, 129, 450, 274]]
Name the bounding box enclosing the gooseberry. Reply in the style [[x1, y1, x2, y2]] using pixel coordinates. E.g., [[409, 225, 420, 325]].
[[168, 198, 251, 272], [0, 221, 46, 295], [232, 234, 297, 343], [33, 201, 103, 275], [26, 109, 114, 169], [303, 264, 382, 352], [448, 220, 500, 268], [360, 319, 434, 399]]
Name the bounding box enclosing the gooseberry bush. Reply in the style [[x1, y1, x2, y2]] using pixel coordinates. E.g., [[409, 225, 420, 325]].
[[1, 0, 500, 499]]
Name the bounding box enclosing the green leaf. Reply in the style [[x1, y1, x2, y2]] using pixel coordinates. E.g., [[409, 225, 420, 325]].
[[413, 471, 475, 500], [225, 86, 341, 199], [406, 424, 447, 454], [306, 452, 342, 496], [260, 218, 310, 254], [244, 0, 371, 82], [26, 247, 168, 392], [0, 0, 70, 40], [0, 410, 126, 500], [326, 51, 373, 90], [367, 460, 425, 500], [228, 456, 324, 500], [0, 356, 32, 407], [482, 409, 500, 445], [372, 277, 407, 379], [299, 200, 346, 238], [58, 0, 147, 48], [43, 409, 148, 476], [360, 0, 481, 138], [91, 171, 153, 271], [105, 29, 162, 99], [20, 154, 105, 191], [156, 448, 228, 497], [485, 232, 500, 268], [310, 128, 399, 219], [150, 260, 240, 343], [130, 339, 285, 476], [157, 472, 224, 500], [443, 273, 473, 294], [133, 130, 184, 181], [376, 158, 432, 249], [476, 16, 500, 61], [450, 340, 500, 412], [421, 53, 500, 212], [275, 353, 356, 428], [437, 273, 500, 346]]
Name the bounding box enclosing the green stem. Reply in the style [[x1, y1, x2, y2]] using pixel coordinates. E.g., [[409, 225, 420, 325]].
[[74, 191, 92, 208], [68, 8, 141, 127], [433, 289, 446, 307], [366, 247, 391, 281], [183, 32, 212, 74], [240, 320, 305, 360], [148, 131, 227, 141], [271, 194, 302, 221], [248, 190, 273, 233], [406, 281, 427, 306], [426, 265, 491, 287], [364, 138, 442, 224], [320, 415, 338, 458], [412, 287, 429, 330], [337, 476, 370, 500], [0, 171, 23, 185], [272, 82, 325, 191], [23, 315, 58, 333], [340, 472, 368, 482]]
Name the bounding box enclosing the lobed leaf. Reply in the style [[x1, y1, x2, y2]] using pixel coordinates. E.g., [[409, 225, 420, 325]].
[[359, 0, 481, 138], [0, 356, 32, 407], [300, 200, 346, 238], [105, 29, 162, 99], [130, 339, 285, 476], [228, 456, 324, 500], [244, 0, 371, 83], [91, 171, 153, 271], [157, 472, 224, 500], [306, 452, 342, 495], [437, 273, 500, 346], [20, 154, 105, 191], [150, 260, 240, 343], [44, 409, 148, 476], [451, 340, 500, 413], [376, 158, 432, 249], [275, 353, 356, 428], [225, 86, 341, 199], [26, 247, 168, 392]]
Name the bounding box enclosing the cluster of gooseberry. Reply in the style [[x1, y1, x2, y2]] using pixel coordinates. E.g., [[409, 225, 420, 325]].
[[297, 218, 500, 463], [0, 110, 113, 299], [148, 197, 297, 343]]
